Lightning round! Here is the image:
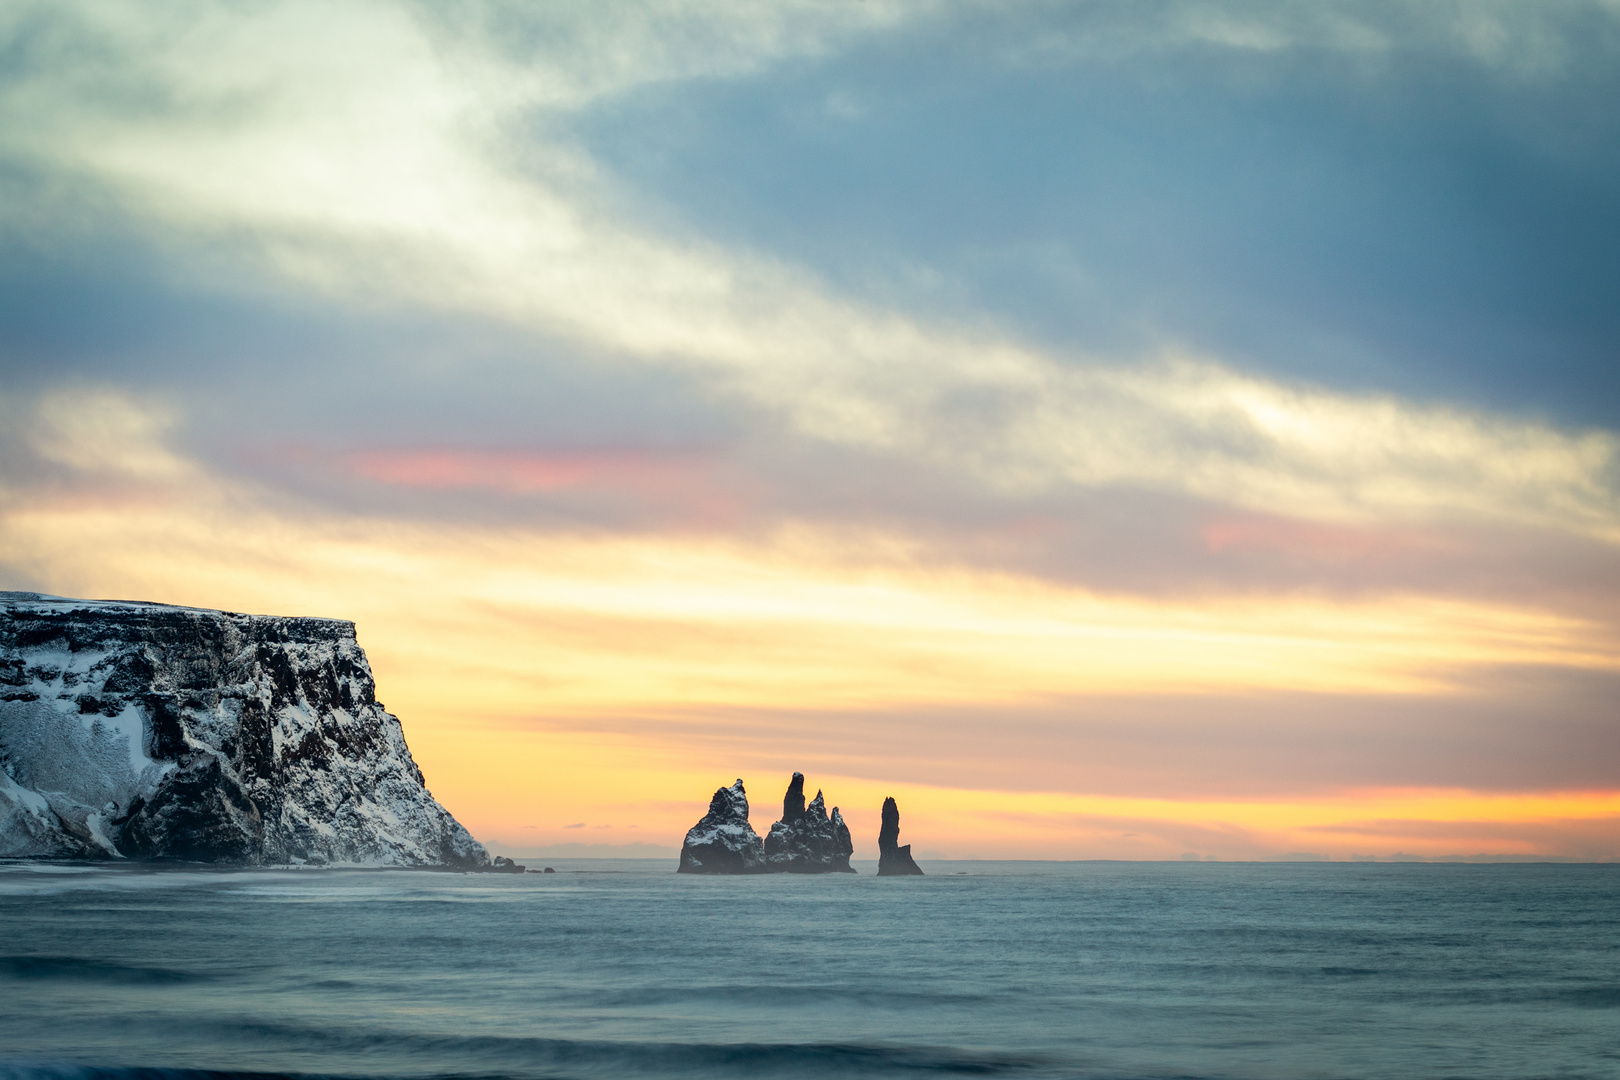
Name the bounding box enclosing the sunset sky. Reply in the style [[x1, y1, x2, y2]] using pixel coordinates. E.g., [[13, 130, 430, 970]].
[[2, 0, 1617, 861]]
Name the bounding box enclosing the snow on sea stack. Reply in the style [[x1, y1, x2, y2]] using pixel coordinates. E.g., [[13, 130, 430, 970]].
[[677, 778, 766, 873], [876, 796, 924, 876], [764, 772, 856, 873], [675, 773, 856, 874], [0, 593, 488, 867]]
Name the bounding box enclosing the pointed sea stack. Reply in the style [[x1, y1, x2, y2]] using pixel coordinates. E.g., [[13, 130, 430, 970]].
[[764, 772, 856, 873], [677, 778, 766, 873], [876, 797, 924, 876]]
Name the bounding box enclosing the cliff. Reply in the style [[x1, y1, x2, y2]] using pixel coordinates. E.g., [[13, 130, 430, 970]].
[[876, 796, 924, 875], [764, 772, 855, 873], [0, 593, 488, 867], [677, 778, 766, 873]]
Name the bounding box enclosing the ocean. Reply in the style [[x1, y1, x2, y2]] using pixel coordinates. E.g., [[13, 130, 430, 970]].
[[0, 860, 1615, 1080]]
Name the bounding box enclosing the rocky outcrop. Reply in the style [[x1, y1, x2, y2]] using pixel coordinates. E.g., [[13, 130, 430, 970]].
[[876, 796, 924, 876], [678, 778, 766, 873], [764, 772, 855, 873], [0, 593, 488, 867]]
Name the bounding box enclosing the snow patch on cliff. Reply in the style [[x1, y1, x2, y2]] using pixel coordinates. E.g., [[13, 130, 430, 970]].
[[0, 593, 487, 867]]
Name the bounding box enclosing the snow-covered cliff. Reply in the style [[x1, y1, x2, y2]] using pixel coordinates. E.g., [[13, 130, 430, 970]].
[[0, 593, 487, 867]]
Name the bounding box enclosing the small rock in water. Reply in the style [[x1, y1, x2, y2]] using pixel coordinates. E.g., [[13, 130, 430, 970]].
[[876, 796, 924, 876], [542, 866, 555, 873], [491, 856, 526, 873]]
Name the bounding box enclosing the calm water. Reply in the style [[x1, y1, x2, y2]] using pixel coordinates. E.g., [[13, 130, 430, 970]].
[[0, 860, 1616, 1080]]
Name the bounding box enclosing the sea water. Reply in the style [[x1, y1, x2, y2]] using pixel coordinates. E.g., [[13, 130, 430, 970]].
[[0, 860, 1615, 1080]]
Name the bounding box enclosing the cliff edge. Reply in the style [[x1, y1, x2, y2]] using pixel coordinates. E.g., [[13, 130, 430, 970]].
[[0, 593, 488, 867]]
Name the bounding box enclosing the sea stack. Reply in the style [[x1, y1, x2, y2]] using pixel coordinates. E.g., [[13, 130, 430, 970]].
[[876, 796, 924, 876], [677, 778, 766, 873], [763, 772, 856, 873], [0, 593, 488, 867]]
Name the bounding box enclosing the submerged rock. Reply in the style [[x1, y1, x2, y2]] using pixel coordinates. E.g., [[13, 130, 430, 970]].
[[764, 772, 856, 873], [0, 593, 488, 867], [677, 778, 766, 873], [876, 796, 924, 876]]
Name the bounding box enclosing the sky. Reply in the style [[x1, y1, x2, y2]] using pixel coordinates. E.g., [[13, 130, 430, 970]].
[[1, 0, 1617, 861]]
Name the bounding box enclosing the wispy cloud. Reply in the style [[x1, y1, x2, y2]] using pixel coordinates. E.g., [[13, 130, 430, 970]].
[[981, 0, 1620, 87], [2, 0, 1615, 544], [5, 389, 1616, 713]]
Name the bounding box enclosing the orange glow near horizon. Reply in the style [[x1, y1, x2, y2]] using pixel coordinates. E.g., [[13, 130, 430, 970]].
[[424, 724, 1620, 862], [3, 466, 1618, 862]]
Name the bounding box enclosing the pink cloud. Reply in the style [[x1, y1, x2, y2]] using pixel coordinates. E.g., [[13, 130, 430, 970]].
[[340, 445, 755, 529], [350, 448, 688, 494], [1201, 515, 1443, 560]]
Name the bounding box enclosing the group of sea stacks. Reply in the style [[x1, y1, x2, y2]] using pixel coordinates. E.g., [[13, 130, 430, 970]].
[[678, 772, 924, 876]]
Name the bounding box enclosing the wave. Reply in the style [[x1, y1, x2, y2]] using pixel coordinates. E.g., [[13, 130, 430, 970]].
[[279, 1027, 1043, 1076], [0, 1069, 301, 1080], [579, 984, 993, 1009], [0, 1036, 1049, 1080], [1560, 986, 1620, 1009], [0, 957, 209, 985]]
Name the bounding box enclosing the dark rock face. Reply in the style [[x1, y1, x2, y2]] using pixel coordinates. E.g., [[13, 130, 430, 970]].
[[0, 593, 488, 867], [781, 771, 806, 820], [876, 796, 924, 876], [119, 755, 264, 864], [764, 772, 855, 873], [678, 778, 766, 873]]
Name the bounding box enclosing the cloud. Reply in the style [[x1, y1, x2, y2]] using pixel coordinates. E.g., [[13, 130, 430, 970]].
[[2, 384, 1616, 858], [35, 393, 191, 478], [2, 0, 1615, 549], [348, 448, 712, 497], [1000, 0, 1618, 78], [4, 387, 1615, 715]]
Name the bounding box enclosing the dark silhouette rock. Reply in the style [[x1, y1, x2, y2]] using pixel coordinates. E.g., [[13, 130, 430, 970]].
[[781, 771, 807, 819], [764, 772, 855, 873], [876, 796, 924, 876], [678, 778, 766, 873], [490, 856, 526, 873], [541, 866, 555, 873], [0, 593, 487, 867]]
